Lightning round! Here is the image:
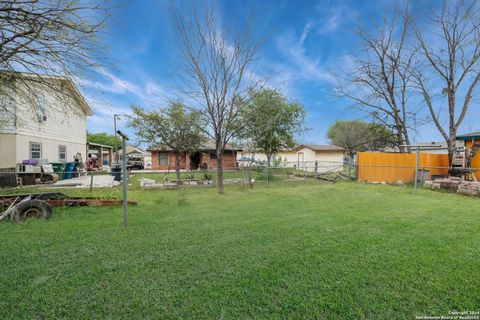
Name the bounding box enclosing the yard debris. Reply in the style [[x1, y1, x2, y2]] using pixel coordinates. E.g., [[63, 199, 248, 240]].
[[10, 200, 52, 223], [0, 196, 52, 223], [424, 177, 480, 196], [138, 177, 250, 188], [139, 178, 156, 187], [52, 175, 116, 188], [0, 192, 137, 223], [457, 182, 480, 196], [316, 171, 351, 182]]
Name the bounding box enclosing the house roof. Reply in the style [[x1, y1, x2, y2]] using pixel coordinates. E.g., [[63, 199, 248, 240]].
[[0, 71, 93, 116], [122, 145, 146, 155], [87, 142, 113, 149], [295, 144, 345, 152], [200, 141, 242, 151], [456, 131, 480, 141]]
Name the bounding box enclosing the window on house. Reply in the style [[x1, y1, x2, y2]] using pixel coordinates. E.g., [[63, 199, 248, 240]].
[[35, 93, 46, 122], [59, 145, 67, 162], [159, 152, 167, 165], [30, 142, 42, 159], [210, 152, 217, 160]]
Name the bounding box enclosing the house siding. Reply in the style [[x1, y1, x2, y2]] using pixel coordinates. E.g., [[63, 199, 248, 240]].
[[14, 80, 87, 145], [0, 134, 17, 168], [0, 78, 89, 169], [239, 147, 344, 173], [16, 134, 85, 165]]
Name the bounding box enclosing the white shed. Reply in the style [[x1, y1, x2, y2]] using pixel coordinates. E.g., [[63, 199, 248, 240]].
[[238, 144, 345, 173]]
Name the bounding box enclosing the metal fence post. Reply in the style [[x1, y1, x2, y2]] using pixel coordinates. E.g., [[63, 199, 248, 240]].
[[314, 161, 318, 177], [347, 159, 352, 180], [117, 130, 129, 227], [413, 147, 420, 194], [89, 172, 94, 192], [304, 163, 307, 184]]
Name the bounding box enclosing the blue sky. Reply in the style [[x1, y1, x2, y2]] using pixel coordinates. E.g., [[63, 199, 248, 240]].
[[80, 0, 480, 145]]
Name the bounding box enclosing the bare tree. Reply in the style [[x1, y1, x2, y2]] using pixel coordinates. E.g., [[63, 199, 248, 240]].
[[412, 0, 480, 162], [336, 7, 415, 152], [0, 0, 109, 127], [169, 1, 261, 193]]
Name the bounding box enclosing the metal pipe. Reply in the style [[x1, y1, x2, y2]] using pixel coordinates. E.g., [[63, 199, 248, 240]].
[[89, 172, 94, 192], [114, 114, 120, 164], [414, 147, 420, 194], [117, 130, 129, 228]]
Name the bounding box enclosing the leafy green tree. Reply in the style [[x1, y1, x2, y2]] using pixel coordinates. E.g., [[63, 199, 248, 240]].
[[128, 102, 204, 182], [87, 132, 122, 148], [327, 120, 396, 159], [241, 89, 305, 167]]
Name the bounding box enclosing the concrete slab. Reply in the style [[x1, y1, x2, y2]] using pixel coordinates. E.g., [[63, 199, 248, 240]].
[[52, 175, 116, 188]]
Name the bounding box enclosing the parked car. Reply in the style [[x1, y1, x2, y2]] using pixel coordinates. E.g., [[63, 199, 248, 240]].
[[127, 157, 144, 170]]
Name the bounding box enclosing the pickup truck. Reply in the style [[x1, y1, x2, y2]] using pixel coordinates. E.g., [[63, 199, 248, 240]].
[[127, 157, 144, 170]]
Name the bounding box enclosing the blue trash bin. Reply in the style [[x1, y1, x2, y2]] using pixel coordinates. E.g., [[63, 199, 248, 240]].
[[63, 162, 78, 179]]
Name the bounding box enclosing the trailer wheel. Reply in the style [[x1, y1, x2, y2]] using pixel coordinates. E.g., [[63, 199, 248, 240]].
[[10, 200, 52, 222]]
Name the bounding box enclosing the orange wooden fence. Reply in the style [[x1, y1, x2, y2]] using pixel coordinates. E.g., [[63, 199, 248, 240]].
[[465, 140, 480, 180], [357, 152, 450, 183]]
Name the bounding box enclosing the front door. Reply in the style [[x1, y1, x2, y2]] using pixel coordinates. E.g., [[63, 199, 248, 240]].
[[190, 151, 201, 170]]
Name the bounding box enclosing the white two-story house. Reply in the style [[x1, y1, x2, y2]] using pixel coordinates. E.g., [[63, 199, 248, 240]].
[[0, 72, 92, 169]]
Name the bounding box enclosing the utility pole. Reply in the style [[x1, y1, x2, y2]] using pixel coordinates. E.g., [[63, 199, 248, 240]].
[[117, 130, 129, 228]]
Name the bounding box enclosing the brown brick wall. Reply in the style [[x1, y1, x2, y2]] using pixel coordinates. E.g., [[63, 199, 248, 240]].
[[151, 151, 189, 170], [151, 150, 237, 170], [200, 151, 237, 170]]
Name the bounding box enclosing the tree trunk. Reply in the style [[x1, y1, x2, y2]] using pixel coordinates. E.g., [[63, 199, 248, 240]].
[[447, 90, 456, 165], [393, 118, 408, 153], [266, 153, 272, 183], [216, 153, 224, 194], [447, 133, 456, 165], [175, 152, 181, 184]]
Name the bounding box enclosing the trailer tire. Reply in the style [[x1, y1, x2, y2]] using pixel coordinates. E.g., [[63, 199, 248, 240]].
[[10, 200, 52, 222]]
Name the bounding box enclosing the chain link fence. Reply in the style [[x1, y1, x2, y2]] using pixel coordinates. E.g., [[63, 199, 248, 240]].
[[0, 160, 355, 191], [1, 160, 480, 196]]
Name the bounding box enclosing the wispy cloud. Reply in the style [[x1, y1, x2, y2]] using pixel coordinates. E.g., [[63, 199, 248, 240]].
[[300, 22, 314, 45], [314, 3, 347, 35], [77, 67, 170, 132], [273, 29, 335, 87], [77, 67, 165, 104]]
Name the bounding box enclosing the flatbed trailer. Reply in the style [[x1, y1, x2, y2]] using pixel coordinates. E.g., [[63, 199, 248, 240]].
[[0, 192, 137, 208]]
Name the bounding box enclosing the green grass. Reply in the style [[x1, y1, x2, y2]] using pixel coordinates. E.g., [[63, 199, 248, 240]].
[[0, 182, 479, 319]]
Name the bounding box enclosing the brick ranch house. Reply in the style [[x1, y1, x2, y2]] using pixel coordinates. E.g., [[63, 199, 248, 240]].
[[148, 141, 240, 171]]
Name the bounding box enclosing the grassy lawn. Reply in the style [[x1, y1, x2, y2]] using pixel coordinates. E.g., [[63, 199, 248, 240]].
[[0, 182, 479, 319]]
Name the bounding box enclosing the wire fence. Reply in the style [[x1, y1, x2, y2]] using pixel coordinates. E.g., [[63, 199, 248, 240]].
[[3, 159, 480, 225], [0, 161, 352, 191], [5, 157, 480, 226], [1, 160, 480, 194]]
